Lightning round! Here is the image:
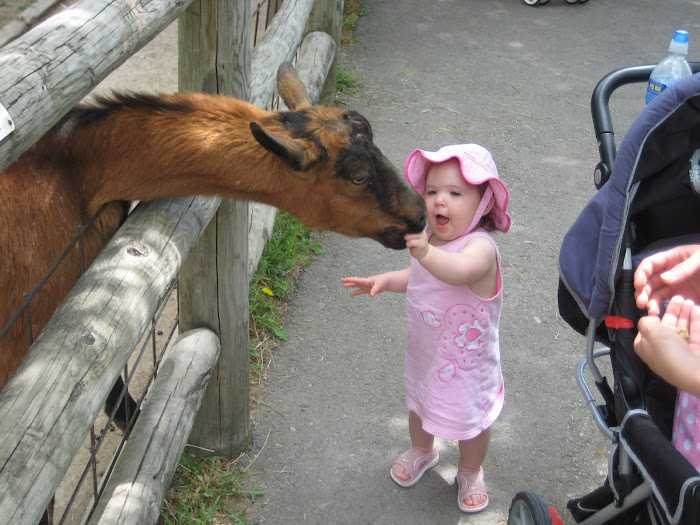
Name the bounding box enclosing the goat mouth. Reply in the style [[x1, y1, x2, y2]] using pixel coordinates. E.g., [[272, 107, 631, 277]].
[[379, 226, 409, 250]]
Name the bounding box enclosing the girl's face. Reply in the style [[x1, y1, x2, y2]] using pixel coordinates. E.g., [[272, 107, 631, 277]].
[[423, 159, 487, 243]]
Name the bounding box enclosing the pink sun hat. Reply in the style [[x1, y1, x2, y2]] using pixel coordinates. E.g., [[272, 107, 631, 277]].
[[404, 143, 511, 233]]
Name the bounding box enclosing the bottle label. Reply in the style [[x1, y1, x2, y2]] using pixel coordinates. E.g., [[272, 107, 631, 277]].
[[646, 78, 668, 104]]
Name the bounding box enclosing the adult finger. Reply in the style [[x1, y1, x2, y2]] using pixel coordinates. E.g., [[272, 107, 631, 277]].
[[660, 295, 684, 328], [675, 298, 695, 333], [689, 304, 700, 347]]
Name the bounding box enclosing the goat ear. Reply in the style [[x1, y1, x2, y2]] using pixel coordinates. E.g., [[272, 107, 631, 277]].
[[250, 122, 309, 172], [277, 62, 311, 110]]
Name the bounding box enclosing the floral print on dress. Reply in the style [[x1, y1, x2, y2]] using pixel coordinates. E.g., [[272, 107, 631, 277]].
[[421, 311, 442, 328], [437, 304, 488, 380], [438, 362, 456, 382]]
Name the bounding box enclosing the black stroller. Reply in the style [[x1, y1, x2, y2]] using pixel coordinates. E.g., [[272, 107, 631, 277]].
[[508, 66, 700, 525]]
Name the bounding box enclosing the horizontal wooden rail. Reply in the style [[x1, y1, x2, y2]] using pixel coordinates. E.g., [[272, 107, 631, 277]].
[[87, 328, 221, 525], [0, 0, 195, 173]]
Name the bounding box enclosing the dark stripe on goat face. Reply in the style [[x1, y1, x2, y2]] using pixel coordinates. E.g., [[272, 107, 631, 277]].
[[334, 115, 398, 214], [274, 109, 329, 170]]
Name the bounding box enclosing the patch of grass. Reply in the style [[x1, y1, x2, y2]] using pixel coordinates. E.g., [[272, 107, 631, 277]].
[[341, 1, 368, 44], [342, 0, 368, 32], [248, 212, 325, 377], [159, 450, 261, 524], [336, 66, 362, 95]]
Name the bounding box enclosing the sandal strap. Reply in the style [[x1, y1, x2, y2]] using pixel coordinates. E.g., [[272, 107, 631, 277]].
[[393, 446, 435, 476], [457, 467, 487, 498]]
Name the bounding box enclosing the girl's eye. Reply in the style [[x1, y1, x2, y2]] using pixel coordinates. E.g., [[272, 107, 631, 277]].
[[451, 191, 462, 197]]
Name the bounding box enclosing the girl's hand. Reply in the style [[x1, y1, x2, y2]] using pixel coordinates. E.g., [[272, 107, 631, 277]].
[[405, 231, 429, 261], [340, 275, 389, 297]]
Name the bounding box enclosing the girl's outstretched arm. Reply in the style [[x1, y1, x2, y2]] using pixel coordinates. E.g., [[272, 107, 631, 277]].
[[341, 268, 410, 297]]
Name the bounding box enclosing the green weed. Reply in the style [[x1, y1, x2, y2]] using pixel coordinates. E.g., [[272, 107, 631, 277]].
[[336, 66, 362, 95], [342, 0, 368, 31], [159, 451, 254, 524]]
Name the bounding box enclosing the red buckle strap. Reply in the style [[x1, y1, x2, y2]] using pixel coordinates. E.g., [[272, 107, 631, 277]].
[[605, 315, 635, 329]]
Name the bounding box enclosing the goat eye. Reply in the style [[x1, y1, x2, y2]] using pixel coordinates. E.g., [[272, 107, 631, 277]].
[[353, 175, 368, 186]]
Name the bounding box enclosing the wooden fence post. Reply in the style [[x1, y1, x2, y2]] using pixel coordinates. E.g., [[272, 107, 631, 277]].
[[305, 0, 342, 105], [177, 0, 252, 456]]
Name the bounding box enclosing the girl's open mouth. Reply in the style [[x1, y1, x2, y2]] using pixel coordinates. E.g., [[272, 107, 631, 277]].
[[436, 214, 449, 226]]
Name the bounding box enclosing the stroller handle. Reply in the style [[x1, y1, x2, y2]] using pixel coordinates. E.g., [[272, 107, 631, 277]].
[[591, 62, 700, 188]]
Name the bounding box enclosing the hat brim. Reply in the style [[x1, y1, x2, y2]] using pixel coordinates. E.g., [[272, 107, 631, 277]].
[[404, 146, 511, 233]]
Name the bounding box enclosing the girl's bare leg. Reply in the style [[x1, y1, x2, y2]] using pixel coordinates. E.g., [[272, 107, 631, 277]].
[[392, 411, 435, 481], [458, 428, 491, 507]]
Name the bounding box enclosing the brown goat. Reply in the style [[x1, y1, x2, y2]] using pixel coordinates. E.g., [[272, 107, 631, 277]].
[[0, 62, 426, 390]]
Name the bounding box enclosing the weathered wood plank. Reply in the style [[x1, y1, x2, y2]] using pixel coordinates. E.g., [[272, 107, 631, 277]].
[[87, 328, 221, 525], [305, 0, 342, 105], [249, 0, 315, 108], [0, 0, 194, 173]]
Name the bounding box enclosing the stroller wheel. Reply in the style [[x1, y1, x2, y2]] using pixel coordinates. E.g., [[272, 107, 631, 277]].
[[523, 0, 540, 5], [539, 0, 550, 3], [565, 0, 579, 3], [507, 491, 553, 525]]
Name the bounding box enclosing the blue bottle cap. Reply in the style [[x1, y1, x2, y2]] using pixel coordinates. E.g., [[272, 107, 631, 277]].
[[674, 30, 689, 44]]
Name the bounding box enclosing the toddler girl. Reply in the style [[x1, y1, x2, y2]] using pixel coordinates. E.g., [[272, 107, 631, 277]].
[[341, 144, 510, 513]]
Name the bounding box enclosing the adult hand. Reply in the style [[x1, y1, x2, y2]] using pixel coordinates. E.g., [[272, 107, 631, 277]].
[[634, 244, 700, 316]]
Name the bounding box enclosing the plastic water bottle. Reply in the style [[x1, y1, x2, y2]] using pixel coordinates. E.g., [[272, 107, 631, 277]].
[[645, 29, 692, 104]]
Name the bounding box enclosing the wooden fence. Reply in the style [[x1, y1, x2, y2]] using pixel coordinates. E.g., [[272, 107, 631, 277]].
[[0, 0, 341, 523]]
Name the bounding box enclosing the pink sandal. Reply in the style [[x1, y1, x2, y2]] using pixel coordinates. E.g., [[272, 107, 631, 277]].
[[456, 466, 489, 513], [390, 447, 439, 487]]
